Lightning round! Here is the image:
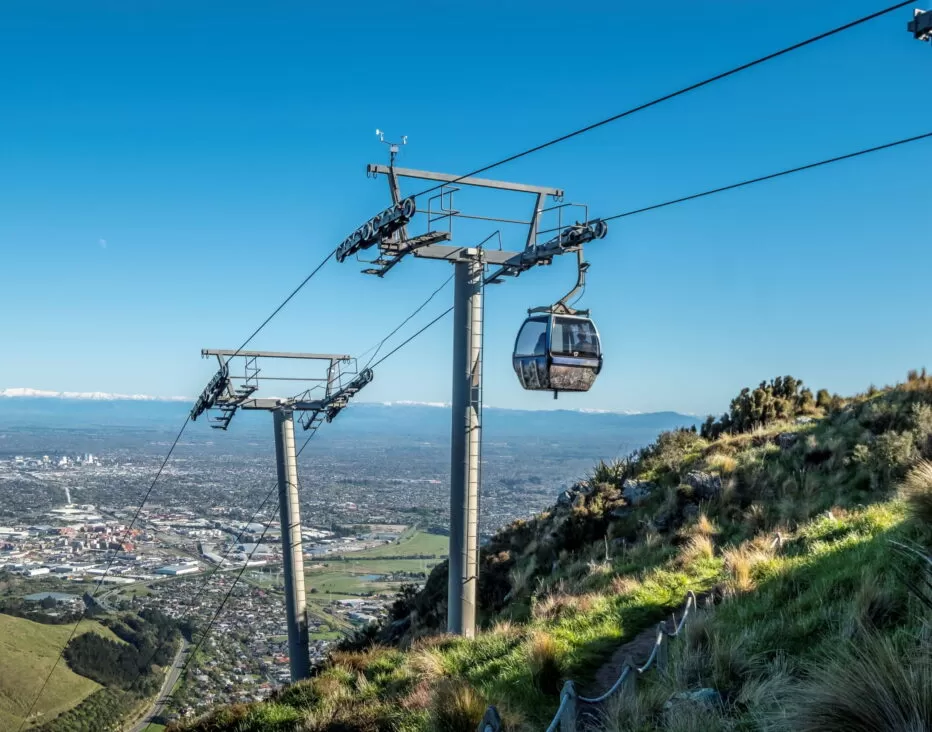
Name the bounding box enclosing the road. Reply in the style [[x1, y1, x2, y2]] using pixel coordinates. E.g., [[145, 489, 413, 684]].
[[128, 636, 190, 732]]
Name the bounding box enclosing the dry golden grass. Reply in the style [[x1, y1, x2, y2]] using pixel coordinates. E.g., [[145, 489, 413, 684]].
[[900, 459, 932, 525], [532, 591, 599, 620], [707, 452, 738, 475], [328, 647, 381, 673], [722, 542, 774, 595], [410, 647, 448, 682], [677, 534, 715, 568], [409, 632, 458, 652], [429, 678, 487, 732], [611, 574, 639, 596], [489, 619, 521, 638], [526, 630, 563, 696], [696, 512, 720, 537]]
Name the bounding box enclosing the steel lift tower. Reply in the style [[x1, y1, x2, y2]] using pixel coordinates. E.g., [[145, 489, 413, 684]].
[[191, 350, 372, 680], [336, 136, 607, 637]]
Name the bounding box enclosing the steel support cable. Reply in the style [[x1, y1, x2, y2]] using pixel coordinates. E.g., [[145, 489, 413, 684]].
[[595, 131, 932, 223], [406, 0, 914, 201], [17, 416, 192, 732], [367, 306, 454, 370], [231, 249, 335, 358], [361, 273, 455, 369]]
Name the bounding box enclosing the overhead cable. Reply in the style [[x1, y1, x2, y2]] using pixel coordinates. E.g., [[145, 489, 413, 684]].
[[231, 249, 336, 358], [407, 0, 914, 200], [599, 130, 932, 221], [361, 274, 455, 369]]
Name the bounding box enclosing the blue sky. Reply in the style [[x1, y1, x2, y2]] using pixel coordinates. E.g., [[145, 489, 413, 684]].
[[1, 0, 930, 416]]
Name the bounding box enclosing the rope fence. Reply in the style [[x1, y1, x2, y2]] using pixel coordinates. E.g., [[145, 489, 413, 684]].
[[478, 535, 784, 731], [478, 590, 705, 732]]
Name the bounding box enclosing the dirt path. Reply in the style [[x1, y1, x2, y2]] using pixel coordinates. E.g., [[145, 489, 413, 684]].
[[579, 591, 714, 708]]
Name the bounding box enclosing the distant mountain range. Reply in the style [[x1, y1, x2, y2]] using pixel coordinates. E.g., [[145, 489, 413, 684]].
[[0, 387, 189, 402], [0, 392, 700, 452], [0, 389, 654, 416]]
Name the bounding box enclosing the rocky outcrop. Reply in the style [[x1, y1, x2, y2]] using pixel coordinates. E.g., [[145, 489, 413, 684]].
[[622, 479, 655, 506], [684, 471, 722, 500]]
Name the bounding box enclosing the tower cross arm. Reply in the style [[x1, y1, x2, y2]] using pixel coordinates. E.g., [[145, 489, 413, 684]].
[[367, 164, 563, 197]]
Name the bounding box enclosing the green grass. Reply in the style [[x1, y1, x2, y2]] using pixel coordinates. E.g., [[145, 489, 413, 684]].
[[338, 530, 448, 559], [321, 557, 439, 573], [0, 614, 122, 729], [174, 375, 932, 732]]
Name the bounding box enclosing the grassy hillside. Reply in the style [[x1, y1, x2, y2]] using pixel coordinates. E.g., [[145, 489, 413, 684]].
[[0, 615, 122, 730], [173, 372, 932, 732]]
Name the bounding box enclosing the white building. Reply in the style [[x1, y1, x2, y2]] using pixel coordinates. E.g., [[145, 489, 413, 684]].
[[155, 563, 201, 576]]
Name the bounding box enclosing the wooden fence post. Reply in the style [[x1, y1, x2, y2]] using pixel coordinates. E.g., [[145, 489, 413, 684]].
[[477, 706, 502, 732], [621, 658, 637, 700], [656, 628, 669, 673], [560, 680, 577, 732]]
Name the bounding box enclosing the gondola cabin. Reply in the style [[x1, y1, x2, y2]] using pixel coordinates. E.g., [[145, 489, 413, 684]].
[[513, 313, 602, 395]]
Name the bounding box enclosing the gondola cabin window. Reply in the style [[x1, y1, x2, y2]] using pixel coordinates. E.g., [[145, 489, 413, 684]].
[[514, 318, 548, 356], [551, 317, 599, 358]]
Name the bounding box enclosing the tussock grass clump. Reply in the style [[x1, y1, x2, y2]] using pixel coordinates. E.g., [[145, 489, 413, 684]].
[[783, 634, 932, 732], [677, 534, 715, 568], [526, 630, 563, 696], [410, 647, 448, 682], [611, 574, 639, 596], [428, 678, 486, 732], [696, 512, 719, 538], [600, 683, 670, 732], [508, 557, 537, 599], [706, 452, 738, 476], [900, 459, 932, 525], [721, 542, 773, 595], [846, 572, 907, 636]]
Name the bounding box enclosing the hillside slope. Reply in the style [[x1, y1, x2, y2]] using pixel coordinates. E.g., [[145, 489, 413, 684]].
[[0, 615, 121, 730], [173, 373, 932, 732]]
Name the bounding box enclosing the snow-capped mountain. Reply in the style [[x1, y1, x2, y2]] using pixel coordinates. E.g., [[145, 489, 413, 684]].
[[0, 387, 190, 402]]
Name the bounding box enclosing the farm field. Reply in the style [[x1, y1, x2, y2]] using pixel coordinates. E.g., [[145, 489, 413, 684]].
[[339, 529, 447, 559], [0, 614, 122, 730]]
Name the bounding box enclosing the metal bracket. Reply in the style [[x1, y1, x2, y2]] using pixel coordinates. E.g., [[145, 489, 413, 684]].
[[909, 8, 932, 40]]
